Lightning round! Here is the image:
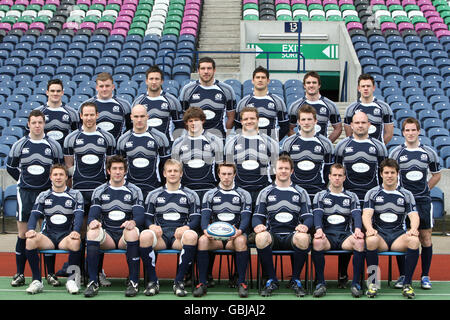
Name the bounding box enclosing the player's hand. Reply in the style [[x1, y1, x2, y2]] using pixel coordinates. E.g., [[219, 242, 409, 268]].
[[314, 228, 325, 239], [296, 224, 308, 233], [25, 230, 36, 239], [354, 228, 364, 239], [365, 228, 377, 237], [407, 228, 419, 237], [204, 229, 214, 240], [253, 224, 266, 234], [69, 231, 81, 240], [88, 220, 101, 230], [121, 220, 136, 230], [230, 226, 242, 240], [149, 225, 163, 238], [175, 225, 190, 239]]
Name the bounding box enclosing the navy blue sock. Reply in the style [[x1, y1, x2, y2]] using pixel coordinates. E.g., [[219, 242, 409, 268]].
[[338, 252, 351, 277], [196, 250, 209, 284], [44, 254, 56, 275], [366, 249, 378, 284], [126, 240, 140, 283], [86, 240, 100, 283], [15, 237, 26, 274], [68, 249, 82, 271], [292, 246, 310, 281], [352, 251, 365, 286], [396, 255, 405, 276], [140, 246, 158, 283], [421, 245, 432, 277], [175, 244, 196, 283], [25, 249, 41, 281], [257, 246, 277, 281], [98, 252, 105, 273], [236, 250, 249, 284], [404, 248, 419, 285], [312, 250, 325, 284]]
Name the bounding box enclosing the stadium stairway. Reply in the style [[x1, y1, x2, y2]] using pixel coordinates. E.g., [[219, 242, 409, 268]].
[[195, 0, 242, 79]]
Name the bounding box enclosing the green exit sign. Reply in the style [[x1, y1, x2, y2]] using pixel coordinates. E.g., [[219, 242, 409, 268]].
[[246, 43, 339, 60]]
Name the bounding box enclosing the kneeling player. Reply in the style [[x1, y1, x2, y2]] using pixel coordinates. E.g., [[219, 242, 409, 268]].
[[84, 155, 144, 298], [24, 164, 84, 294], [363, 158, 420, 299], [252, 155, 312, 297], [311, 163, 365, 298], [194, 163, 252, 298], [139, 159, 201, 297]]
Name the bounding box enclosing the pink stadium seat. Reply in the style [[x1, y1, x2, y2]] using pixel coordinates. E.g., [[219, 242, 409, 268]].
[[181, 21, 198, 30], [29, 22, 46, 31], [415, 22, 431, 32], [123, 0, 138, 5], [15, 0, 29, 5], [424, 11, 440, 19], [118, 10, 135, 18], [96, 21, 113, 30], [381, 22, 397, 33], [370, 0, 385, 5], [116, 15, 132, 24], [185, 3, 201, 11], [30, 0, 44, 4], [431, 23, 449, 32], [435, 29, 450, 38], [107, 0, 121, 4], [428, 16, 444, 24], [338, 0, 353, 5], [420, 4, 436, 12], [92, 0, 106, 4], [183, 15, 199, 24], [0, 22, 11, 31], [243, 0, 258, 3], [76, 0, 91, 5], [306, 0, 321, 5], [386, 0, 401, 6], [62, 22, 79, 30], [346, 22, 363, 31], [401, 0, 416, 5], [121, 3, 136, 11], [275, 0, 290, 4], [323, 0, 338, 5], [397, 22, 414, 32], [110, 28, 127, 37], [417, 0, 432, 5], [180, 27, 197, 37], [45, 0, 60, 5], [184, 9, 200, 17], [80, 21, 96, 31], [291, 0, 307, 4], [186, 0, 201, 4], [114, 21, 130, 30], [12, 22, 29, 32], [0, 0, 13, 5]]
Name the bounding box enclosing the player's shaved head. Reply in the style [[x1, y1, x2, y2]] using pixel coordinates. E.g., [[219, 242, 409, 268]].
[[352, 111, 369, 123], [131, 104, 147, 114]]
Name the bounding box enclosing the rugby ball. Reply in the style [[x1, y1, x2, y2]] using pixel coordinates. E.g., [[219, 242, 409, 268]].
[[206, 221, 236, 240]]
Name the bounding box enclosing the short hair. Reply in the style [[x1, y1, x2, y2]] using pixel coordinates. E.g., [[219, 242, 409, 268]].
[[380, 158, 399, 174], [276, 154, 294, 170], [217, 162, 237, 175], [106, 154, 128, 172], [28, 109, 45, 122], [96, 72, 113, 83], [329, 163, 346, 175], [298, 104, 317, 120], [183, 106, 206, 123], [401, 117, 420, 131], [80, 101, 98, 114], [358, 73, 375, 86], [50, 163, 69, 177], [198, 56, 215, 69], [303, 71, 321, 86], [145, 65, 164, 80], [252, 66, 269, 79], [47, 79, 63, 91], [240, 106, 259, 119], [164, 158, 183, 171]]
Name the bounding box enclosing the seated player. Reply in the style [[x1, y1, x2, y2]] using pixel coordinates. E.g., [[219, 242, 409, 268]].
[[311, 163, 365, 298], [84, 155, 144, 298], [139, 159, 201, 297], [24, 164, 84, 294], [363, 158, 420, 299], [194, 162, 252, 298], [252, 155, 312, 297]]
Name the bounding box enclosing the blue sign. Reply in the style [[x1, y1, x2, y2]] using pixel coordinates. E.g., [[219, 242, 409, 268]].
[[284, 21, 302, 33]]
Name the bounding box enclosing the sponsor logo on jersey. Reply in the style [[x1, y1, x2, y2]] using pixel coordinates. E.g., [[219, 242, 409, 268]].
[[247, 103, 255, 108], [421, 154, 428, 161], [235, 144, 243, 151], [97, 138, 104, 145], [65, 200, 72, 207], [181, 145, 189, 152], [45, 199, 53, 206], [124, 194, 131, 202], [76, 139, 84, 145], [147, 140, 154, 148], [320, 107, 327, 114], [397, 197, 404, 205], [268, 195, 276, 202], [101, 194, 110, 201], [324, 198, 332, 205], [214, 93, 223, 101], [399, 155, 408, 162], [180, 197, 187, 204], [157, 197, 165, 203], [62, 114, 70, 122], [193, 93, 201, 100], [375, 196, 384, 203], [213, 196, 221, 203], [22, 148, 29, 154], [369, 146, 376, 154], [126, 141, 133, 148], [113, 105, 120, 113], [314, 145, 322, 153], [232, 196, 240, 204], [345, 147, 353, 153], [292, 145, 300, 151], [161, 103, 168, 110], [343, 199, 350, 207], [268, 102, 275, 109], [373, 108, 380, 115], [45, 148, 52, 156], [259, 143, 266, 150], [292, 195, 299, 202]]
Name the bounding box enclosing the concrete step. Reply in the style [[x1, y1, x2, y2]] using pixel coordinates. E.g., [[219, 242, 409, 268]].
[[198, 37, 240, 45]]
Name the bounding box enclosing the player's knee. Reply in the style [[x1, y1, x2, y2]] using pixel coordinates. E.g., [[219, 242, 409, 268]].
[[86, 227, 105, 243], [233, 235, 247, 251], [140, 229, 157, 247], [255, 231, 271, 249], [312, 238, 326, 251], [197, 234, 210, 249], [123, 227, 139, 242], [353, 238, 365, 252], [408, 235, 420, 249], [68, 239, 81, 252], [293, 232, 310, 250], [419, 230, 432, 247], [25, 237, 38, 250], [181, 229, 198, 246], [365, 235, 379, 250]]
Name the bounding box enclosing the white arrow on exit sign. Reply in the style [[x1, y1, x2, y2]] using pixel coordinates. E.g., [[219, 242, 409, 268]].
[[322, 45, 339, 59]]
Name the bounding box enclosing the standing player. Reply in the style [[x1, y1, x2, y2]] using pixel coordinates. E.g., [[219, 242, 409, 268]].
[[363, 158, 420, 299], [116, 104, 170, 199], [81, 72, 132, 140], [235, 66, 289, 141], [84, 155, 144, 297], [35, 79, 79, 150], [344, 73, 394, 144], [193, 163, 252, 298], [224, 107, 279, 208], [6, 110, 63, 287], [63, 101, 116, 285], [139, 159, 200, 297], [334, 111, 387, 287], [131, 65, 184, 142], [179, 56, 236, 139], [311, 163, 365, 298], [24, 164, 84, 295], [171, 106, 224, 201], [389, 117, 441, 289], [252, 155, 312, 297], [281, 104, 334, 202], [288, 71, 342, 143]]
